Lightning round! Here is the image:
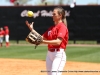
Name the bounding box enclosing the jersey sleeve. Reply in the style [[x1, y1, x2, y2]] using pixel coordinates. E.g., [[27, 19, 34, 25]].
[[57, 25, 67, 39]]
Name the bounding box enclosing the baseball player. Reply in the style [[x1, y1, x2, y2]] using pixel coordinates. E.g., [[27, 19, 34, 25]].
[[0, 27, 5, 47], [42, 7, 69, 75], [4, 26, 10, 47], [26, 6, 68, 75]]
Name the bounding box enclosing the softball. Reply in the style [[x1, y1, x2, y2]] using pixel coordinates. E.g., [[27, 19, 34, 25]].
[[27, 11, 34, 17]]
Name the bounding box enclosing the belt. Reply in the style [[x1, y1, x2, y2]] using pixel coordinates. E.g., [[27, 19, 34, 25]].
[[49, 48, 60, 52]]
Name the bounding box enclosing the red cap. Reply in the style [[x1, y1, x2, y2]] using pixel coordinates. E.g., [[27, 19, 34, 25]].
[[4, 26, 8, 29]]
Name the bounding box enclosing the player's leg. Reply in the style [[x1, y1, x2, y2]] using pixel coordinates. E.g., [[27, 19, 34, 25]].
[[5, 35, 9, 47], [46, 51, 53, 75], [0, 37, 3, 47], [51, 50, 66, 75], [0, 37, 2, 47]]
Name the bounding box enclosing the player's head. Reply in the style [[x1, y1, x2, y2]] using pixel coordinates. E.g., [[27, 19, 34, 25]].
[[53, 6, 67, 26], [4, 26, 8, 29], [0, 27, 3, 30]]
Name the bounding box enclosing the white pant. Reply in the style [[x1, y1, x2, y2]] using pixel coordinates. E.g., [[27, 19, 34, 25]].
[[46, 49, 66, 75], [0, 37, 3, 43], [5, 35, 9, 42]]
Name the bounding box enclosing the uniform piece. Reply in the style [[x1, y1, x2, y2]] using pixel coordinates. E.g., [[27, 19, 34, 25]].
[[43, 22, 69, 75], [26, 30, 43, 48], [0, 28, 5, 47], [25, 21, 43, 49], [4, 26, 9, 47]]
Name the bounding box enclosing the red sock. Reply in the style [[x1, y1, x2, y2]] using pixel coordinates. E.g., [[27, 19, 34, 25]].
[[6, 42, 9, 47]]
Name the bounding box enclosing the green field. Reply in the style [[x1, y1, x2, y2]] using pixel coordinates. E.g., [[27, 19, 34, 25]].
[[8, 40, 97, 44], [0, 45, 100, 63]]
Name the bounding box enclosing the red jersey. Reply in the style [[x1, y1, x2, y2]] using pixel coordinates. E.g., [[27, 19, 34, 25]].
[[0, 30, 5, 36], [5, 29, 9, 35], [43, 22, 69, 50]]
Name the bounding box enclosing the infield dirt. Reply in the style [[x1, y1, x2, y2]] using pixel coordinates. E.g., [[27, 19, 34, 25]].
[[0, 58, 100, 75]]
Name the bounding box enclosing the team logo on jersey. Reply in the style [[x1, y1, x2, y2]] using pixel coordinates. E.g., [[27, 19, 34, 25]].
[[48, 31, 51, 36]]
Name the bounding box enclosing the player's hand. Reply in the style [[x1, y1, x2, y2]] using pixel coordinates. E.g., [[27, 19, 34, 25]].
[[25, 20, 34, 30]]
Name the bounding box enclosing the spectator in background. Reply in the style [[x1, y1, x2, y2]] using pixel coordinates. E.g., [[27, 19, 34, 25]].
[[10, 0, 16, 3], [0, 0, 14, 6], [4, 26, 10, 47], [14, 0, 20, 6], [0, 27, 5, 47]]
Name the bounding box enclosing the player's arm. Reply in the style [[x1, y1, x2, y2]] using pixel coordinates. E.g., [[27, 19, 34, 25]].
[[42, 36, 47, 40], [42, 31, 62, 45], [42, 37, 62, 45], [43, 25, 66, 45]]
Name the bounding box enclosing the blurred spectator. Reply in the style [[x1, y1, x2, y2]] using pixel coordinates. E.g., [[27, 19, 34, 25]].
[[0, 27, 5, 47], [0, 0, 99, 6], [14, 0, 20, 6], [0, 0, 74, 6], [0, 0, 14, 6], [10, 0, 16, 3], [4, 26, 10, 47]]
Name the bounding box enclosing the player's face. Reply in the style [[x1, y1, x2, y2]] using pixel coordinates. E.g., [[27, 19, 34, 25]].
[[52, 9, 62, 22], [0, 28, 3, 30]]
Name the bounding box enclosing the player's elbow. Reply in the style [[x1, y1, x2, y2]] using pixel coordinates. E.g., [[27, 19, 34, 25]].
[[55, 37, 62, 45], [55, 40, 62, 45], [56, 42, 61, 45]]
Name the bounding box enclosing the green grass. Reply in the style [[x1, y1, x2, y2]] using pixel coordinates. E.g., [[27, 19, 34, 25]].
[[66, 46, 100, 63], [0, 46, 47, 59], [0, 45, 100, 63], [9, 40, 97, 44]]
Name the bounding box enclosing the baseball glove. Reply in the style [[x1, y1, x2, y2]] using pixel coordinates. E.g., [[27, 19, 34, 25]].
[[25, 20, 43, 49]]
